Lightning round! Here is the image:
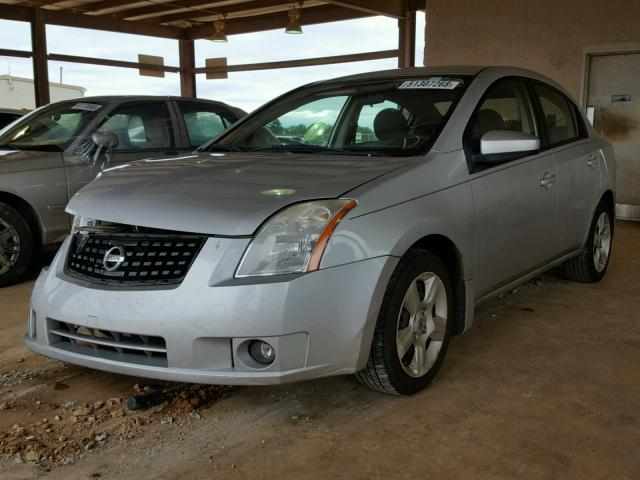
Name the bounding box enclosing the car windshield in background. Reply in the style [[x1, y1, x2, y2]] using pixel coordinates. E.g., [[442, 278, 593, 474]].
[[0, 101, 105, 152], [209, 76, 469, 157]]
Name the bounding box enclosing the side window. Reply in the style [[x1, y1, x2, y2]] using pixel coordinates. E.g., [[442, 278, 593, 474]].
[[468, 79, 538, 154], [0, 113, 21, 129], [98, 101, 174, 151], [533, 84, 578, 145], [177, 102, 233, 148]]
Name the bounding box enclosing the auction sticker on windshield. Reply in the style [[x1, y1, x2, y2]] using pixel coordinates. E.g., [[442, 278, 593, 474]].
[[71, 103, 102, 112], [399, 79, 461, 90]]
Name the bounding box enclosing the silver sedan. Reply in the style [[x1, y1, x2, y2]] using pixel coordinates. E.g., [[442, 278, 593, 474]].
[[27, 66, 615, 395]]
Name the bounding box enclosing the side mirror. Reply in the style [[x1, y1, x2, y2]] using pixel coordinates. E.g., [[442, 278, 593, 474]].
[[91, 131, 119, 149], [480, 130, 540, 155]]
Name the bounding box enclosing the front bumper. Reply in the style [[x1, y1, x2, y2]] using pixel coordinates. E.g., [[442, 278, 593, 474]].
[[27, 236, 397, 385]]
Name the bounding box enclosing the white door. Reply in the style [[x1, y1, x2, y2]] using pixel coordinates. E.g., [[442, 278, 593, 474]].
[[587, 52, 640, 218]]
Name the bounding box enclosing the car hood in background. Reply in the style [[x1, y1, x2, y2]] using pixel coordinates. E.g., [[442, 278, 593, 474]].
[[67, 152, 413, 236]]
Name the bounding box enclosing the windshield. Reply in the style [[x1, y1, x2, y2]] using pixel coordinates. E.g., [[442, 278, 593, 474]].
[[0, 101, 105, 152], [206, 76, 469, 157]]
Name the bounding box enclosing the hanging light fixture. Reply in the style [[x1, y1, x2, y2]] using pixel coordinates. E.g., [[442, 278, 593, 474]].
[[285, 2, 303, 34], [211, 16, 228, 42]]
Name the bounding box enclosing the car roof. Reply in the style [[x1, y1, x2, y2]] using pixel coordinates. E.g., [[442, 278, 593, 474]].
[[53, 95, 238, 109], [309, 65, 561, 87], [78, 95, 227, 103], [41, 96, 246, 117]]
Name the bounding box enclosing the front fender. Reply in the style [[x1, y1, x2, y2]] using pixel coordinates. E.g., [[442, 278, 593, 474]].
[[322, 181, 475, 281]]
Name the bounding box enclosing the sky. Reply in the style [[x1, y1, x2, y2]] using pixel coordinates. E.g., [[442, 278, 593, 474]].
[[0, 13, 425, 113]]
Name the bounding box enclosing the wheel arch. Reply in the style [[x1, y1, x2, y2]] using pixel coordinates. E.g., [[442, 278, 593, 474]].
[[600, 189, 615, 217], [405, 234, 468, 335], [0, 191, 43, 249]]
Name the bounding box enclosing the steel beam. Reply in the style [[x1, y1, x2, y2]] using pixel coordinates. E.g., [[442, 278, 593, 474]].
[[31, 8, 50, 106], [178, 39, 196, 97]]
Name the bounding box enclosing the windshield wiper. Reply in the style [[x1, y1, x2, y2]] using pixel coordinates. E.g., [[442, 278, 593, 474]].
[[250, 144, 340, 153], [12, 144, 63, 152], [250, 145, 387, 156], [200, 143, 243, 153], [0, 143, 19, 150]]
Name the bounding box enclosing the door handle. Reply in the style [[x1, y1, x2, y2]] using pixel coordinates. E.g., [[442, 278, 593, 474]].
[[540, 172, 556, 188], [587, 154, 598, 169]]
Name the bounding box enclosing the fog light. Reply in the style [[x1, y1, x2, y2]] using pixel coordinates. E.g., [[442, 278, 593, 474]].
[[27, 310, 36, 339], [248, 340, 275, 365]]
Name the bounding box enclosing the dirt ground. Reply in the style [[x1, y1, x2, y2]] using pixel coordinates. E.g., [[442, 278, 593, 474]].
[[1, 222, 639, 480]]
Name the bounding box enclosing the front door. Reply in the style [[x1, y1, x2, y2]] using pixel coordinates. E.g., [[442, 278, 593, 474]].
[[586, 51, 640, 218], [466, 78, 559, 297]]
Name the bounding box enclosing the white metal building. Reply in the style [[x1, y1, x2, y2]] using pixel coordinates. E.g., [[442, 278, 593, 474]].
[[0, 74, 85, 110]]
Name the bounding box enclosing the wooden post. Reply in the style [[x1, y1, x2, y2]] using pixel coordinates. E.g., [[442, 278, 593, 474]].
[[179, 39, 196, 98], [398, 10, 416, 68], [31, 7, 50, 106]]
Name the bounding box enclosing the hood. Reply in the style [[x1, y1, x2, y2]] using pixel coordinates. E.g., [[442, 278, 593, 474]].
[[0, 149, 63, 173], [68, 152, 412, 236]]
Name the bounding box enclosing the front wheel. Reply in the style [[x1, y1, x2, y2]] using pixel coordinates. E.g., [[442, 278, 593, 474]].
[[563, 201, 614, 283], [0, 202, 33, 287], [356, 250, 453, 395]]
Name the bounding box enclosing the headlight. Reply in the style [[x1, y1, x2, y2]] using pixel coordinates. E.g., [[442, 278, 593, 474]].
[[71, 216, 93, 234], [70, 216, 114, 234], [236, 199, 357, 277]]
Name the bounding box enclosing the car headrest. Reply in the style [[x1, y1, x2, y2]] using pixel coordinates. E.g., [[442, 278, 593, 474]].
[[144, 118, 168, 141], [373, 108, 409, 141], [473, 109, 505, 139]]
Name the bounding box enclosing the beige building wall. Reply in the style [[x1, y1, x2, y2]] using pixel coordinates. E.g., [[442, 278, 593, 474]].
[[423, 0, 640, 102]]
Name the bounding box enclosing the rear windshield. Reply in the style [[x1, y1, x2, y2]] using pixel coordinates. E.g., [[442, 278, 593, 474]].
[[205, 76, 469, 157]]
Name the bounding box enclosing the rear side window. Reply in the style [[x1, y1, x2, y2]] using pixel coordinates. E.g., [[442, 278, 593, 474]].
[[0, 113, 21, 129], [177, 102, 234, 148], [467, 79, 538, 154], [98, 101, 174, 151], [533, 84, 579, 145]]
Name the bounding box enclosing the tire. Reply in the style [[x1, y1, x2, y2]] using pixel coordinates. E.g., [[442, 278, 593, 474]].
[[356, 249, 454, 395], [563, 201, 614, 283], [0, 202, 34, 287]]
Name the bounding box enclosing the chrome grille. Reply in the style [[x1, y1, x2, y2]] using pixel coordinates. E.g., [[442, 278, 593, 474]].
[[48, 320, 167, 367], [65, 231, 206, 286]]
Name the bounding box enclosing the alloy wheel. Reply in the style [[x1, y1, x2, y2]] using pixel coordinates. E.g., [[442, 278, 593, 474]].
[[396, 272, 448, 378], [0, 218, 21, 276], [593, 211, 611, 273]]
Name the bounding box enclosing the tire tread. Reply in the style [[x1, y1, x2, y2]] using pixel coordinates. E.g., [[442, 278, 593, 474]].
[[356, 249, 450, 395], [0, 202, 33, 287]]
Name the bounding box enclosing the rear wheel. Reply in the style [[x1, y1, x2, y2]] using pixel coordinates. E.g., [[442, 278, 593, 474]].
[[563, 201, 613, 283], [0, 202, 33, 287], [356, 250, 453, 395]]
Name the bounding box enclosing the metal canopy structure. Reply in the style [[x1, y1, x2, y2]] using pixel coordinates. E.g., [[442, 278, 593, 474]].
[[0, 0, 424, 106]]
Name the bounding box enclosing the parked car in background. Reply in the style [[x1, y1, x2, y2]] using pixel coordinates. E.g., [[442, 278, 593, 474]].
[[27, 67, 615, 395], [0, 96, 245, 286], [0, 108, 25, 130]]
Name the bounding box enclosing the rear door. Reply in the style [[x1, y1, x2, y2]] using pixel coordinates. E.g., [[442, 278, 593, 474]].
[[467, 78, 559, 297], [174, 100, 239, 150], [532, 81, 599, 252], [64, 100, 179, 199]]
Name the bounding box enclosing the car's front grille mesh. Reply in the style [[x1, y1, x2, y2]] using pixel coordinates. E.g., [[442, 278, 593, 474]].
[[66, 231, 206, 286], [49, 320, 167, 367]]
